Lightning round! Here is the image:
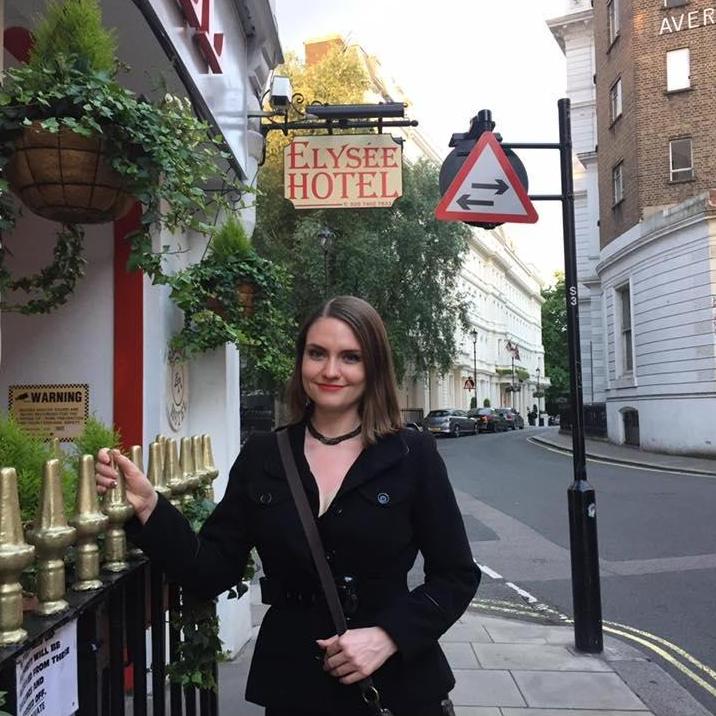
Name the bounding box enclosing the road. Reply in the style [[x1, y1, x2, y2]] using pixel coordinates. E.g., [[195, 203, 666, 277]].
[[436, 426, 716, 714]]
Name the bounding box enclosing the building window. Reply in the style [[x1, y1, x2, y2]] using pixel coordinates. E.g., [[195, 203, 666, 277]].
[[609, 78, 623, 123], [608, 0, 620, 44], [612, 162, 624, 205], [666, 48, 690, 91], [669, 138, 693, 181], [617, 284, 633, 374]]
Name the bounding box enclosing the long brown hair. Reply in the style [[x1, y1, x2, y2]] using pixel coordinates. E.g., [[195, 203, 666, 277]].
[[286, 296, 402, 444]]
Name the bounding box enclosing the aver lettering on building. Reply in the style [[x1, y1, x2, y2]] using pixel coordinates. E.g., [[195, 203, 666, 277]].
[[284, 134, 403, 209]]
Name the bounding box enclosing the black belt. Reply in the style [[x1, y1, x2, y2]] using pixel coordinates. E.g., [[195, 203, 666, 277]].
[[260, 575, 406, 616]]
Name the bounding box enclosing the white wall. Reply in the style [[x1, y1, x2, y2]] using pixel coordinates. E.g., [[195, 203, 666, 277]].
[[0, 216, 114, 426], [599, 196, 716, 455]]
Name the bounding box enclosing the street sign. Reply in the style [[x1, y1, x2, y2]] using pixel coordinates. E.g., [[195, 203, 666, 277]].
[[463, 377, 475, 390], [435, 131, 538, 224]]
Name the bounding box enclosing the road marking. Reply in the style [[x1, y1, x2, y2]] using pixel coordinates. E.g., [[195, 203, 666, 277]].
[[505, 581, 538, 603], [475, 561, 502, 580], [602, 624, 716, 699], [604, 620, 716, 682], [526, 437, 714, 478], [469, 564, 716, 701]]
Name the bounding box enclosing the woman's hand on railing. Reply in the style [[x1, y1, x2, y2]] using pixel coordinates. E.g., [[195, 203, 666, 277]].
[[95, 448, 158, 525]]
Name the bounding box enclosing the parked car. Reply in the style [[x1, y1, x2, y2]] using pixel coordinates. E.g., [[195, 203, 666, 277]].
[[423, 409, 477, 437], [548, 414, 560, 426], [404, 421, 423, 432], [467, 408, 508, 433], [496, 408, 525, 430]]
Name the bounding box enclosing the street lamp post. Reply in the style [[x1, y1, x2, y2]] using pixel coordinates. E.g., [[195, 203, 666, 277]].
[[470, 329, 478, 409], [536, 366, 543, 426], [318, 227, 334, 297], [511, 352, 516, 410]]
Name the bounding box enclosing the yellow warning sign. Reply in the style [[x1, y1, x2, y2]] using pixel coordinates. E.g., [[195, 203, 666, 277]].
[[8, 384, 89, 442]]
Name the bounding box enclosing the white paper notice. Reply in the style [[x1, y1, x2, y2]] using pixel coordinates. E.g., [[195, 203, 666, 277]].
[[16, 619, 78, 716]]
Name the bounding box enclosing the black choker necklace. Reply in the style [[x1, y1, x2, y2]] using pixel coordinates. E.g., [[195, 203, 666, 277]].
[[307, 421, 362, 445]]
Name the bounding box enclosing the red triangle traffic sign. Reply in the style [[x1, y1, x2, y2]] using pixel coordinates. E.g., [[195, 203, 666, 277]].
[[435, 132, 538, 224]]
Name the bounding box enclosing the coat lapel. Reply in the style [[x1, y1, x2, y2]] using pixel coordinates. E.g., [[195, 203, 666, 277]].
[[336, 430, 409, 498]]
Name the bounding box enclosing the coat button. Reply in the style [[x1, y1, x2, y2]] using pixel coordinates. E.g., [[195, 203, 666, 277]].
[[259, 492, 272, 505], [377, 492, 390, 505]]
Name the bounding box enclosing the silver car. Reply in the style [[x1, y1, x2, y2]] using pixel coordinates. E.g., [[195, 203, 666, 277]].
[[423, 409, 477, 438]]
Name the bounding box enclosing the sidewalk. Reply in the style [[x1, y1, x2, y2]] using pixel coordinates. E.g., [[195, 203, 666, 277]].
[[218, 592, 713, 716], [531, 429, 716, 477]]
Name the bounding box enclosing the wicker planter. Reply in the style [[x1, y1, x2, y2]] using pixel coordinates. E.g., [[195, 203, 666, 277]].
[[4, 121, 134, 224], [206, 281, 255, 319]]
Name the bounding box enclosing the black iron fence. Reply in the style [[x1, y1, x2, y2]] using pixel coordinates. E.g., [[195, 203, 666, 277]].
[[559, 403, 608, 439], [0, 559, 219, 716], [401, 408, 424, 425]]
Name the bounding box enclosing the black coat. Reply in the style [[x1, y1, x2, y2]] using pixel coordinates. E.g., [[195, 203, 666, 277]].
[[130, 423, 480, 713]]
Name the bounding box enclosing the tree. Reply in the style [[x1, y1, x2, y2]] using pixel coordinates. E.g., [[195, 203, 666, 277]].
[[541, 273, 569, 415], [253, 46, 470, 382]]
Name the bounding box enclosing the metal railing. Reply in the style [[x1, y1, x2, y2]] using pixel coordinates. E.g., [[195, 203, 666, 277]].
[[560, 403, 607, 439], [0, 434, 223, 716], [401, 408, 424, 424]]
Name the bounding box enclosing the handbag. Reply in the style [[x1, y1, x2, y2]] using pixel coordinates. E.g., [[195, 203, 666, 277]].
[[277, 429, 394, 716]]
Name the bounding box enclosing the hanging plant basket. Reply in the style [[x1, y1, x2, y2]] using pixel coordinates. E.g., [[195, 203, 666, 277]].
[[4, 121, 134, 224], [206, 281, 255, 320]]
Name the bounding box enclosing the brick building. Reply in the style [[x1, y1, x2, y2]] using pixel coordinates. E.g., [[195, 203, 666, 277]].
[[595, 0, 716, 246], [550, 0, 716, 455]]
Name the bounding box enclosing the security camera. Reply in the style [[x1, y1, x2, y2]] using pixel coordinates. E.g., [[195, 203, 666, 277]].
[[269, 76, 293, 110]]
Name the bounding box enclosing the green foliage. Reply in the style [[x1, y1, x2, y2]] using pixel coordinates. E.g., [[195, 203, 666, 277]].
[[167, 598, 225, 692], [516, 368, 530, 383], [495, 368, 513, 376], [182, 492, 216, 534], [483, 398, 491, 408], [29, 0, 118, 74], [168, 242, 295, 384], [0, 416, 74, 523], [208, 216, 253, 262], [541, 273, 569, 414], [469, 396, 477, 410], [254, 48, 469, 384], [0, 689, 10, 716], [71, 416, 121, 471], [0, 0, 243, 313], [0, 224, 86, 314]]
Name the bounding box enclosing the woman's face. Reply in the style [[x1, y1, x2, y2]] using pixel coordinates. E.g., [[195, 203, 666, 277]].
[[301, 317, 366, 415]]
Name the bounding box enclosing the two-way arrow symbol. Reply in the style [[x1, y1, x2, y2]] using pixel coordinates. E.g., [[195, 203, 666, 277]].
[[457, 195, 494, 210], [472, 179, 508, 195], [456, 178, 510, 211]]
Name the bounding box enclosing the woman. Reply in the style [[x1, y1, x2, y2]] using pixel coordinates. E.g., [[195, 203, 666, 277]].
[[96, 295, 480, 715]]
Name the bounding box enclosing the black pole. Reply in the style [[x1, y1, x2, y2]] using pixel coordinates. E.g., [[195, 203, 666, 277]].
[[169, 584, 183, 715], [511, 354, 515, 409], [108, 584, 126, 716], [150, 565, 166, 715], [558, 97, 603, 653], [473, 338, 477, 408]]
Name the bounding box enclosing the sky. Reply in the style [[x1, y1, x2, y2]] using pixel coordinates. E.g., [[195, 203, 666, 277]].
[[274, 0, 570, 284]]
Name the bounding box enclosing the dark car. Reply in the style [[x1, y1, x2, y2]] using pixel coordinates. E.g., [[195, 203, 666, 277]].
[[496, 408, 525, 430], [468, 408, 508, 433], [404, 421, 423, 432], [423, 409, 477, 437]]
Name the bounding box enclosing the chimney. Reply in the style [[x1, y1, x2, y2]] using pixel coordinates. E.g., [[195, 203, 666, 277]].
[[304, 35, 345, 66]]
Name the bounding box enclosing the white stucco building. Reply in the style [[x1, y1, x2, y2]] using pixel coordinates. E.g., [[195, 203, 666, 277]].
[[0, 0, 283, 653]]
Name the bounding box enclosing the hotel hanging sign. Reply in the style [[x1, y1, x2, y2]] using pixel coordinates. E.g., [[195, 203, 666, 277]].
[[284, 135, 403, 209]]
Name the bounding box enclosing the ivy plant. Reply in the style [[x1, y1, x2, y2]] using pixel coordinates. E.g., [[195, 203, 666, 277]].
[[168, 488, 256, 692], [0, 0, 244, 314]]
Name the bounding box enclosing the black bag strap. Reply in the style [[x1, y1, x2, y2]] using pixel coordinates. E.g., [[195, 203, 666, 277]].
[[277, 428, 348, 634], [276, 429, 392, 716]]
